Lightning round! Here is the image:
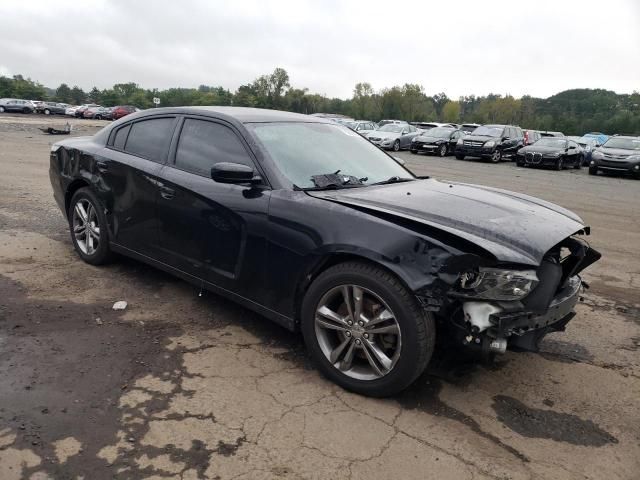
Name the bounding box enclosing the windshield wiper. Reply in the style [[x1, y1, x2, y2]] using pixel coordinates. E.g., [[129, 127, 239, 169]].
[[369, 176, 416, 186]]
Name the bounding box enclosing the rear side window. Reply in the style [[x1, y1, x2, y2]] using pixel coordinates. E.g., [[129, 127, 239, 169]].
[[113, 125, 131, 149], [124, 118, 175, 162], [175, 119, 253, 177]]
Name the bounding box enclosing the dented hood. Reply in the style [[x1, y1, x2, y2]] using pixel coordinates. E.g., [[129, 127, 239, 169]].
[[307, 178, 587, 266]]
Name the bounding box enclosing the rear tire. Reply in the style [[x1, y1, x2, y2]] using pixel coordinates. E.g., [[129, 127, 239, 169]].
[[68, 187, 114, 265], [0, 106, 5, 113], [22, 107, 31, 114], [44, 109, 51, 115], [301, 261, 435, 397], [410, 149, 417, 154]]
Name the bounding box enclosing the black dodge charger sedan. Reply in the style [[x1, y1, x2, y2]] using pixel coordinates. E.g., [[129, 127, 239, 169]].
[[49, 107, 601, 396], [516, 137, 583, 170]]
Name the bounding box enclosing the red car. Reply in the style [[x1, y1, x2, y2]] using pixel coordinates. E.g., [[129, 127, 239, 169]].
[[111, 105, 139, 120]]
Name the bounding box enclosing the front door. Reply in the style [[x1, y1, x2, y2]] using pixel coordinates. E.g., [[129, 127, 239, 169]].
[[155, 117, 271, 299]]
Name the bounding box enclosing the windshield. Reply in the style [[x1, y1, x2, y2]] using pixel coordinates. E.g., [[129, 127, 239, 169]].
[[248, 123, 413, 188], [378, 124, 403, 133], [471, 126, 503, 137], [577, 136, 596, 145], [422, 127, 453, 138], [602, 138, 640, 150], [532, 138, 567, 148]]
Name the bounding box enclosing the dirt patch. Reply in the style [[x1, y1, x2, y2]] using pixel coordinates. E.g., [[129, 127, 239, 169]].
[[492, 395, 618, 447], [0, 274, 191, 479], [538, 338, 595, 364]]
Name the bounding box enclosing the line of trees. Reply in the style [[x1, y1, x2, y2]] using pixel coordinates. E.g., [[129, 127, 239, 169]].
[[1, 69, 639, 135]]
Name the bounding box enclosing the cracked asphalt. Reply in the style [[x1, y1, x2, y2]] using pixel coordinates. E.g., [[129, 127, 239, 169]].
[[0, 114, 639, 479]]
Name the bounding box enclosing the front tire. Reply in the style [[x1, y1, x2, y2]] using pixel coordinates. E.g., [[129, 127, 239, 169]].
[[392, 140, 400, 152], [0, 106, 5, 113], [44, 109, 51, 115], [68, 187, 113, 265], [589, 166, 598, 175], [438, 144, 447, 157], [455, 153, 465, 160], [490, 149, 502, 163], [555, 157, 564, 170], [301, 261, 435, 397]]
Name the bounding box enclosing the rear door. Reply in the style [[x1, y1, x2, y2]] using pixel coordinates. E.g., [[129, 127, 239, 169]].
[[98, 116, 177, 256], [155, 116, 271, 297]]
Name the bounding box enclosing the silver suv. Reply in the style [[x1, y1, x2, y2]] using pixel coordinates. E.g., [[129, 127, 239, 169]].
[[0, 98, 35, 114]]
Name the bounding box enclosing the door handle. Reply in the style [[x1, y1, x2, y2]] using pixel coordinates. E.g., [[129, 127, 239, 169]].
[[159, 186, 175, 200], [96, 161, 108, 173]]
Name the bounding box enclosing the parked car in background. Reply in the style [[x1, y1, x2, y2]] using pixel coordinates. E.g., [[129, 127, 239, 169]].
[[378, 119, 407, 127], [37, 101, 69, 115], [589, 136, 640, 178], [516, 137, 583, 170], [539, 131, 565, 138], [366, 123, 420, 151], [84, 106, 113, 120], [111, 105, 139, 120], [49, 106, 601, 396], [455, 124, 524, 162], [524, 129, 541, 145], [65, 106, 80, 116], [569, 136, 598, 165], [410, 127, 464, 156], [345, 120, 378, 136], [460, 123, 481, 134], [583, 132, 608, 146], [0, 98, 35, 113], [75, 104, 100, 118]]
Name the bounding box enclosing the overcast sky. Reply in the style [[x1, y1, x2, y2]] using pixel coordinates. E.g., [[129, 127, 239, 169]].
[[1, 0, 638, 99]]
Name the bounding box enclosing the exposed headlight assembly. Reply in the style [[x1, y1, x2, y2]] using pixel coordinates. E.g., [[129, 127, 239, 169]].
[[457, 138, 464, 145], [592, 151, 604, 160], [456, 268, 539, 301], [484, 140, 496, 148]]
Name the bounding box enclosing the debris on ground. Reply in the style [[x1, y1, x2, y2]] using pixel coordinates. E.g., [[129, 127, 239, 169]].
[[112, 301, 127, 311]]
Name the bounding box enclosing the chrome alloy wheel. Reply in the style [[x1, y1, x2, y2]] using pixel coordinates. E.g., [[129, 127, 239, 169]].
[[72, 199, 100, 255], [314, 285, 402, 380]]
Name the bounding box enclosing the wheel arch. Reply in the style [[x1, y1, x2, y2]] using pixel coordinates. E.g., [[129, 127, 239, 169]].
[[293, 251, 415, 329], [65, 178, 91, 217]]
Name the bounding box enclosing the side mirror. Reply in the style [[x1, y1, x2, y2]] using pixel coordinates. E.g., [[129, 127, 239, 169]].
[[211, 162, 260, 184], [401, 130, 408, 135]]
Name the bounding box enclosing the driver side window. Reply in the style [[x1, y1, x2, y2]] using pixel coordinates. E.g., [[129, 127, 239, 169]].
[[174, 119, 255, 177]]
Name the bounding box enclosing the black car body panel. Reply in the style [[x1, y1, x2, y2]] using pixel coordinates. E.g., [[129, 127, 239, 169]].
[[306, 179, 585, 266], [49, 107, 600, 356]]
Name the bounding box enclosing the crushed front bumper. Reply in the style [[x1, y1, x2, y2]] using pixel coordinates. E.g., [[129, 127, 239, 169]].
[[491, 276, 581, 351]]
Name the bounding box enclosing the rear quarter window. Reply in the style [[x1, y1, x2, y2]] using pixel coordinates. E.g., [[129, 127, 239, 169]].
[[112, 124, 131, 150]]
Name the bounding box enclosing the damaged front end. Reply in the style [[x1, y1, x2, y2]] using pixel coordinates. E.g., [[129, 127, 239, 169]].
[[419, 235, 601, 355]]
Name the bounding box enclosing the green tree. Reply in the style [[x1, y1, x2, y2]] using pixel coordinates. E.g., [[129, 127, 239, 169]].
[[442, 101, 461, 123], [55, 83, 72, 103]]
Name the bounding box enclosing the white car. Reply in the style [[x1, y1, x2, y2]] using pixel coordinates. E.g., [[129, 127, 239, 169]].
[[65, 106, 79, 116], [345, 120, 378, 136]]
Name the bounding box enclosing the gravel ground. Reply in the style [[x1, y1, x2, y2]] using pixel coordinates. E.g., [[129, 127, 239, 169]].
[[0, 114, 638, 480]]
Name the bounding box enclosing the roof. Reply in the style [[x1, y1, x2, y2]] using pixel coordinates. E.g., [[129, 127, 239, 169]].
[[135, 106, 329, 124]]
